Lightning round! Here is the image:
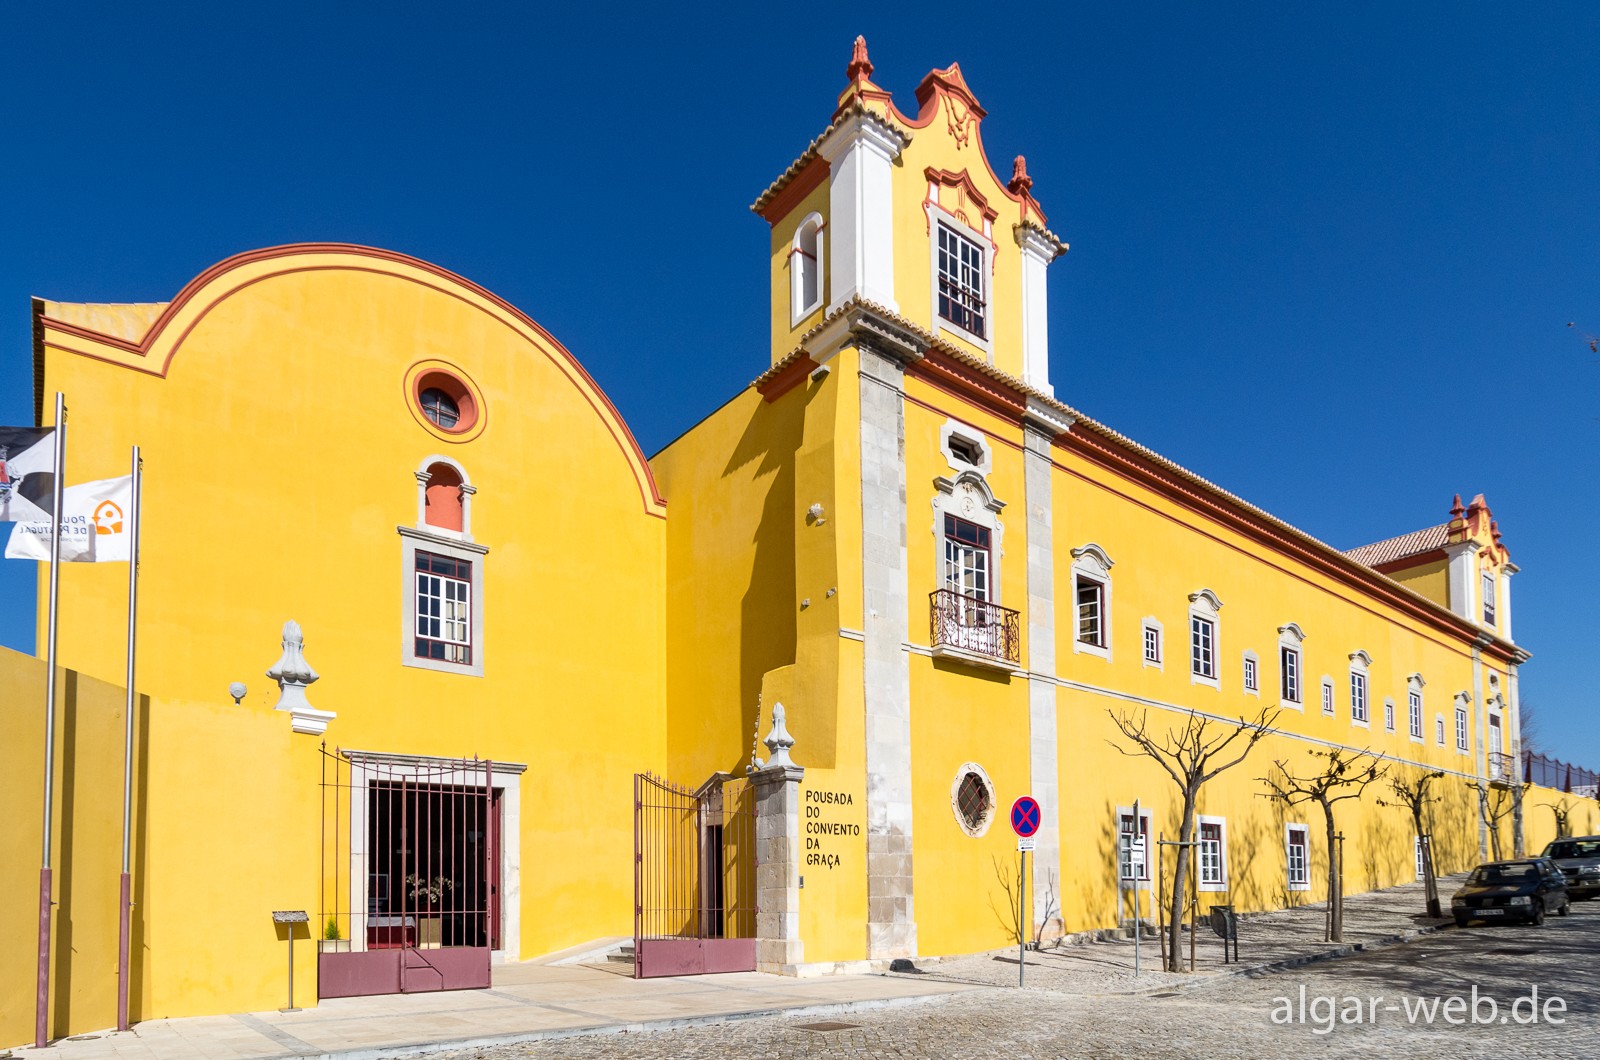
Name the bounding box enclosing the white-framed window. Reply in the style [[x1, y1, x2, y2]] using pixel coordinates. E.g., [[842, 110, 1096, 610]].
[[1242, 652, 1259, 695], [950, 762, 997, 838], [1456, 706, 1469, 752], [939, 420, 993, 478], [1285, 824, 1310, 891], [1415, 836, 1426, 880], [1407, 676, 1425, 742], [935, 220, 988, 343], [1436, 714, 1446, 745], [1188, 589, 1222, 689], [1348, 650, 1371, 726], [1481, 570, 1497, 626], [1321, 677, 1335, 716], [1383, 698, 1395, 733], [943, 514, 991, 602], [1198, 816, 1228, 891], [402, 460, 487, 678], [1142, 618, 1164, 668], [1277, 623, 1306, 709], [1117, 806, 1153, 885], [789, 212, 825, 325], [1070, 544, 1114, 661]]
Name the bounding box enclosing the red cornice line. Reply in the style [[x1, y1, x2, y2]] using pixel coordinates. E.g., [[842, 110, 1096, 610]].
[[757, 353, 818, 403], [35, 243, 667, 516], [759, 158, 829, 226], [1057, 428, 1518, 662], [923, 167, 1000, 224]]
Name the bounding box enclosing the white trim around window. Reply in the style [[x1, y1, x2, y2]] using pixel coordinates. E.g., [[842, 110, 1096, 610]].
[[1241, 650, 1260, 696], [1348, 650, 1371, 728], [1383, 697, 1396, 733], [1141, 617, 1164, 670], [1277, 623, 1305, 711], [1320, 676, 1335, 716], [789, 212, 826, 327], [399, 526, 489, 678], [1116, 805, 1154, 889], [1435, 713, 1446, 746], [1188, 589, 1222, 689], [1197, 815, 1228, 892], [1407, 675, 1425, 743], [926, 201, 994, 356], [1456, 704, 1470, 754], [1285, 823, 1311, 892], [1071, 544, 1114, 662]]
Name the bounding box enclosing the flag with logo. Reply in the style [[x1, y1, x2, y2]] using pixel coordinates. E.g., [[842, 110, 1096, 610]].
[[5, 473, 134, 562], [0, 426, 57, 526]]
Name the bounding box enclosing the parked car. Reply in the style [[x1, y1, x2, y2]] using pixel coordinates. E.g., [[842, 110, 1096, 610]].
[[1539, 836, 1600, 900], [1451, 859, 1570, 926]]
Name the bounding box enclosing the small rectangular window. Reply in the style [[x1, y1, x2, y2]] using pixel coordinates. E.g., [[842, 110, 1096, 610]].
[[1243, 656, 1258, 693], [1409, 690, 1423, 738], [1350, 671, 1368, 723], [1456, 708, 1468, 751], [1190, 616, 1215, 679], [1199, 820, 1225, 887], [1322, 681, 1334, 715], [1143, 625, 1162, 664], [1436, 716, 1446, 745], [1280, 646, 1300, 703], [1482, 571, 1497, 625], [1384, 700, 1395, 732], [936, 223, 987, 339], [1415, 836, 1426, 880], [415, 550, 472, 664], [1286, 827, 1309, 889], [1076, 577, 1105, 647]]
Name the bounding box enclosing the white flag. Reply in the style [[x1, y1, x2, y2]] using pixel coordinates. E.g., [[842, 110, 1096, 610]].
[[5, 474, 134, 563]]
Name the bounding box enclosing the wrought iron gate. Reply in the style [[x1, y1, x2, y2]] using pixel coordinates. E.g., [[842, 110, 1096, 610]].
[[633, 772, 757, 977], [319, 747, 496, 998]]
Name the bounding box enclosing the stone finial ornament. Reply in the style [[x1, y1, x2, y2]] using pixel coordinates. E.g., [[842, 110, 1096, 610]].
[[1450, 493, 1465, 519], [267, 620, 336, 735], [847, 35, 874, 82], [1008, 155, 1033, 196], [764, 702, 796, 769]]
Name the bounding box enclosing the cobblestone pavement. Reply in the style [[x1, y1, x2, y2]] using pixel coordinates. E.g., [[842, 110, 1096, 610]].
[[417, 900, 1600, 1059]]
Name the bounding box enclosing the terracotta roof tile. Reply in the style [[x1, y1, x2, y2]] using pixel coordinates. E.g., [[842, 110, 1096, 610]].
[[749, 102, 910, 216], [1343, 524, 1450, 568]]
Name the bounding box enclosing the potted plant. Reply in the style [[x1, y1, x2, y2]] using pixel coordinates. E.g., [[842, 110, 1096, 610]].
[[318, 917, 349, 953], [405, 874, 453, 948]]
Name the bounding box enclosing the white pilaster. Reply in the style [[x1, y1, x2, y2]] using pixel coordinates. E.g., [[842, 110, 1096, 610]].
[[1022, 425, 1061, 931], [1499, 565, 1517, 642], [1017, 227, 1056, 396], [1444, 541, 1480, 622], [820, 113, 902, 313]]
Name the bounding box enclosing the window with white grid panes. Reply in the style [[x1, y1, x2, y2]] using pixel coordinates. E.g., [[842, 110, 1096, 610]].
[[415, 551, 471, 664]]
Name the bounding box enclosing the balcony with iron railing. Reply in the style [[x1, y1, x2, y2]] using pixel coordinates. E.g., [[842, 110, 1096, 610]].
[[929, 589, 1020, 672], [1488, 751, 1515, 786]]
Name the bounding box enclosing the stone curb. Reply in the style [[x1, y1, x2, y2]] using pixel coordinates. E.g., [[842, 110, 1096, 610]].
[[215, 991, 957, 1060]]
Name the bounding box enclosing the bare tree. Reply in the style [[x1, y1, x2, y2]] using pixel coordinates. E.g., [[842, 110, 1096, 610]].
[[1551, 799, 1574, 839], [1378, 766, 1445, 917], [1261, 748, 1388, 941], [1517, 701, 1539, 758], [1108, 706, 1279, 972], [1468, 776, 1530, 860]]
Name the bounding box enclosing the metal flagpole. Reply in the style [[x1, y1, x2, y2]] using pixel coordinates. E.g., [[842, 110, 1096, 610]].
[[117, 445, 141, 1032], [35, 391, 66, 1049]]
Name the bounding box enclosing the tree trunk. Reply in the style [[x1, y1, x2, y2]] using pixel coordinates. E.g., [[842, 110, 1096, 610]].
[[1322, 801, 1340, 942], [1511, 783, 1525, 857], [1167, 792, 1197, 971], [1414, 809, 1440, 918]]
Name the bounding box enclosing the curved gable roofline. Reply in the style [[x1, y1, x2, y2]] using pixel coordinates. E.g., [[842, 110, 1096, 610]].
[[33, 242, 666, 517]]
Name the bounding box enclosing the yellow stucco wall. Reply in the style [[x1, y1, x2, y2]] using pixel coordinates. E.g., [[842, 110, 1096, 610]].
[[1386, 558, 1449, 610], [25, 247, 670, 1030]]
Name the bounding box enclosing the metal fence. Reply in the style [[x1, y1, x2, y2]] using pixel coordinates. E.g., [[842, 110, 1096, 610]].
[[1524, 751, 1600, 797]]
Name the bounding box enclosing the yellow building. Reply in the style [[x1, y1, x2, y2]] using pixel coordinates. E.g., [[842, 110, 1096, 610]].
[[1, 37, 1558, 1047]]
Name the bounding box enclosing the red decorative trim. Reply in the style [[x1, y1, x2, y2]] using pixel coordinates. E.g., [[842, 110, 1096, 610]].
[[1371, 548, 1450, 576], [757, 354, 818, 403], [923, 167, 999, 225], [36, 243, 667, 516], [759, 157, 829, 225], [906, 350, 1024, 422], [1055, 428, 1519, 662]]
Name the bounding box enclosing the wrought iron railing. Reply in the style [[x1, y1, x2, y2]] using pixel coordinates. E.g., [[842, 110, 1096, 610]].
[[929, 589, 1020, 664], [1524, 751, 1600, 796], [1488, 751, 1514, 784]]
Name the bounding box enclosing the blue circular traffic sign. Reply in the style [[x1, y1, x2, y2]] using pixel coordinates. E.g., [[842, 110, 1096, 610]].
[[1010, 796, 1040, 838]]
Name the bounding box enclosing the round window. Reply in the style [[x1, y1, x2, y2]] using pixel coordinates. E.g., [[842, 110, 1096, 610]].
[[406, 364, 482, 440], [950, 763, 996, 837], [420, 387, 461, 429]]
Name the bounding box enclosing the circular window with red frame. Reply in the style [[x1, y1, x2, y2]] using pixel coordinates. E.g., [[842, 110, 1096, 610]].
[[404, 361, 486, 442]]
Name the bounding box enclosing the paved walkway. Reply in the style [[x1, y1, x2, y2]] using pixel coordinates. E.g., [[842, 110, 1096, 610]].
[[10, 876, 1461, 1060]]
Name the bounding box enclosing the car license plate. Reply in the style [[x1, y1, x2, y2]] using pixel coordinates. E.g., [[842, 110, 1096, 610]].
[[1478, 908, 1504, 916]]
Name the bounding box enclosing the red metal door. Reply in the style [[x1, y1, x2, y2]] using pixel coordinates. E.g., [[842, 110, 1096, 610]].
[[633, 772, 757, 978], [318, 748, 495, 998]]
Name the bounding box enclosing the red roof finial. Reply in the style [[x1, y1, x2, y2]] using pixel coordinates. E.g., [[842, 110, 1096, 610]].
[[1450, 493, 1465, 518], [1008, 155, 1033, 196], [1491, 519, 1503, 543], [847, 36, 874, 83]]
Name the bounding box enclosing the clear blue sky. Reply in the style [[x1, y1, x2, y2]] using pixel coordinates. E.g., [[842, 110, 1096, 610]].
[[2, 4, 1595, 760]]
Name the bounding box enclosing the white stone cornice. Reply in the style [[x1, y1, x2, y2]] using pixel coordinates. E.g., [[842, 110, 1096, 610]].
[[1015, 223, 1065, 263], [817, 109, 907, 165], [1023, 395, 1073, 436]]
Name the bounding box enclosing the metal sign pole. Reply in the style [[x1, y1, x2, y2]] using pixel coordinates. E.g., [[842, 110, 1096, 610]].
[[1018, 848, 1026, 988], [1132, 798, 1141, 977]]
